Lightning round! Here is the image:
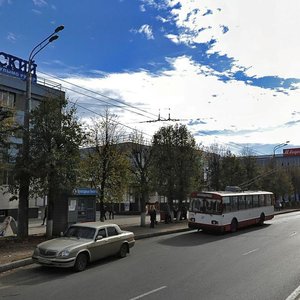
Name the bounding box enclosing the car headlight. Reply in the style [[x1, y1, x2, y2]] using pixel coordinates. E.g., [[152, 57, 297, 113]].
[[57, 250, 70, 257]]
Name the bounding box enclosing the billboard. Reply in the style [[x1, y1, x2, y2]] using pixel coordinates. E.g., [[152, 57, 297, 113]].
[[0, 52, 37, 83], [283, 148, 300, 156]]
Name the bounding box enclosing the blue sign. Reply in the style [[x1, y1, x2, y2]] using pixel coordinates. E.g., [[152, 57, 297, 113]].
[[0, 52, 37, 83], [73, 188, 98, 196]]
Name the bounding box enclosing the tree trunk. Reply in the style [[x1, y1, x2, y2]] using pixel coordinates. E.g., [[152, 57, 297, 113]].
[[140, 212, 146, 227], [17, 176, 30, 239]]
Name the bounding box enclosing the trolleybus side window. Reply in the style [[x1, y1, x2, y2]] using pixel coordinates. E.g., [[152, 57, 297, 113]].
[[238, 195, 246, 210], [230, 196, 238, 211], [222, 196, 230, 212], [265, 194, 272, 206], [259, 194, 265, 206], [253, 195, 259, 207], [246, 195, 252, 208]]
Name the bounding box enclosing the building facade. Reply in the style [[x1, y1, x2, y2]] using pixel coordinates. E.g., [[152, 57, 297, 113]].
[[0, 52, 65, 219]]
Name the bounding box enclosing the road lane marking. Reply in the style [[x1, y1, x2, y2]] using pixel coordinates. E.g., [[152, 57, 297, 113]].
[[286, 284, 300, 300], [129, 286, 167, 300], [242, 248, 259, 256], [289, 232, 297, 237]]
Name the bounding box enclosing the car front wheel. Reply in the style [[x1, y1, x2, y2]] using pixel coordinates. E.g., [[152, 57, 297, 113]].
[[74, 253, 88, 272], [119, 244, 128, 258]]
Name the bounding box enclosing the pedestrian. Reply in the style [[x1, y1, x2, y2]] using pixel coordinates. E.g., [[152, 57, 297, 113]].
[[165, 203, 171, 223], [41, 205, 47, 225], [108, 204, 114, 219], [150, 207, 156, 228]]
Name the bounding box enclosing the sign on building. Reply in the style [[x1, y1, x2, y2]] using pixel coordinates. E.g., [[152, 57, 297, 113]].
[[283, 148, 300, 156], [0, 52, 37, 83]]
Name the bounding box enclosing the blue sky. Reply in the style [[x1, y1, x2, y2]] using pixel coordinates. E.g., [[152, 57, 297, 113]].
[[1, 0, 300, 155]]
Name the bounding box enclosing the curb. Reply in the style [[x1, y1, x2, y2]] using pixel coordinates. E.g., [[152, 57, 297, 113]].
[[135, 227, 191, 240], [0, 257, 33, 273], [0, 227, 190, 273]]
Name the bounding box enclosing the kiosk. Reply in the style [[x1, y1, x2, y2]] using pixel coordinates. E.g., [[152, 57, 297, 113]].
[[52, 188, 97, 236]]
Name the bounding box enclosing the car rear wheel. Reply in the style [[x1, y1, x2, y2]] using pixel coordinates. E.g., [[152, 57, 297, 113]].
[[74, 253, 88, 272], [119, 244, 128, 258]]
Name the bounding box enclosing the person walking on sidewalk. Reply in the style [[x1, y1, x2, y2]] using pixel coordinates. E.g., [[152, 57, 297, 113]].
[[150, 207, 156, 228], [41, 205, 48, 226]]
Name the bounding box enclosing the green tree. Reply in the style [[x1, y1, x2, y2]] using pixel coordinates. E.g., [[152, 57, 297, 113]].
[[219, 150, 243, 189], [80, 111, 130, 221], [260, 165, 293, 200], [0, 107, 15, 184], [27, 96, 84, 237], [205, 144, 224, 190], [151, 124, 200, 220], [238, 147, 261, 190], [128, 131, 152, 227]]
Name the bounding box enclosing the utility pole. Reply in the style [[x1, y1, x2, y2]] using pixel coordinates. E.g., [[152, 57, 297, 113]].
[[17, 26, 64, 239]]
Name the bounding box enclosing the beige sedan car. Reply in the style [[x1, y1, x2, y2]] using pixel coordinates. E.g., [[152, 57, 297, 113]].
[[32, 223, 135, 271]]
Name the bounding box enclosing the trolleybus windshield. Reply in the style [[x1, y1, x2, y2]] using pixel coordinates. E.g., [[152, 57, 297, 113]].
[[190, 197, 222, 214]]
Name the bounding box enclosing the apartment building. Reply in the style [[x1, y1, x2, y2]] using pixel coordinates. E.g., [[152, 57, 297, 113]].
[[0, 51, 65, 219]]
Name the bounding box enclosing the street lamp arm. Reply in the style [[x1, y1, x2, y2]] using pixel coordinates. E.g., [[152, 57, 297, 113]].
[[29, 36, 59, 63], [28, 25, 64, 61], [273, 141, 290, 156]]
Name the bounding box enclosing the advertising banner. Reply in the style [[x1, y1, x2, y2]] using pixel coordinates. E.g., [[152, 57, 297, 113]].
[[283, 148, 300, 156]]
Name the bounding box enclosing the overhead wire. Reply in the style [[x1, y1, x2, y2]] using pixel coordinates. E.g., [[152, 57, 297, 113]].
[[36, 72, 271, 155], [33, 76, 154, 139], [39, 71, 161, 121]]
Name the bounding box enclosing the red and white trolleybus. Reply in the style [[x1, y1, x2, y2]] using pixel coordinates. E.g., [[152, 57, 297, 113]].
[[188, 190, 274, 233]]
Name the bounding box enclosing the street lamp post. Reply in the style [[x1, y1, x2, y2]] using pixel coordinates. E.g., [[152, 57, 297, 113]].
[[273, 141, 290, 157], [17, 26, 64, 239]]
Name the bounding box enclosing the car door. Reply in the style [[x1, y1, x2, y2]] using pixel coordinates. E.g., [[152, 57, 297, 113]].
[[106, 226, 123, 255], [88, 228, 110, 261]]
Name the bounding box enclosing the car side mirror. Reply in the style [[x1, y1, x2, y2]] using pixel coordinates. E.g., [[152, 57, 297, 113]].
[[96, 235, 103, 241]]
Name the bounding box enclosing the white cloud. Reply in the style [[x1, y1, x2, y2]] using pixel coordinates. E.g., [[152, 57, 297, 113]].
[[7, 32, 16, 42], [41, 0, 300, 154], [166, 0, 300, 78], [32, 0, 47, 7], [139, 24, 154, 40], [47, 55, 300, 153], [131, 24, 154, 40]]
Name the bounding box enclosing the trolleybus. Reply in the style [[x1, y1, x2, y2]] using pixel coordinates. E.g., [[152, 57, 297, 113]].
[[188, 190, 274, 233]]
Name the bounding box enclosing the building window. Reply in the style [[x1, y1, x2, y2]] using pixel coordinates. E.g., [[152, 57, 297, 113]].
[[1, 170, 14, 185], [0, 91, 15, 108]]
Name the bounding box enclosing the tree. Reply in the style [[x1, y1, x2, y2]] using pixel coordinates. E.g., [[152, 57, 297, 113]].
[[151, 124, 200, 220], [259, 164, 293, 200], [205, 144, 224, 190], [27, 95, 84, 237], [0, 107, 16, 184], [81, 110, 130, 221], [238, 147, 261, 190], [128, 131, 152, 227]]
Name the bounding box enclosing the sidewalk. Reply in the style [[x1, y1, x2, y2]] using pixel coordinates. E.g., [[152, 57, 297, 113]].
[[0, 215, 189, 273]]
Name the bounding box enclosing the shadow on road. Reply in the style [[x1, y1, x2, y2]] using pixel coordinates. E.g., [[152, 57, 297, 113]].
[[158, 223, 271, 247], [0, 255, 125, 286]]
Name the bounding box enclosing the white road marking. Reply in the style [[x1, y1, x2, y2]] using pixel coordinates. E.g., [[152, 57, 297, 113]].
[[242, 248, 259, 256], [129, 286, 167, 300], [285, 284, 300, 300], [289, 232, 297, 237]]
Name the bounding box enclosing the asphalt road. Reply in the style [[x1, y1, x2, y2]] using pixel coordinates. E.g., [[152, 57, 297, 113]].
[[1, 212, 300, 300]]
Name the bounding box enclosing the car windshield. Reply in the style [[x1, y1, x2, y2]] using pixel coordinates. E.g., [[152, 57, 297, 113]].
[[64, 226, 96, 239]]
